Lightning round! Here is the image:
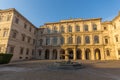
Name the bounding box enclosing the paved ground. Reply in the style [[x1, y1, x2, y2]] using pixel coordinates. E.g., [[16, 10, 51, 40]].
[[0, 60, 120, 80]]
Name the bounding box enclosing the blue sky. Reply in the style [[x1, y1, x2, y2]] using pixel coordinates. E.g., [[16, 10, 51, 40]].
[[0, 0, 120, 27]]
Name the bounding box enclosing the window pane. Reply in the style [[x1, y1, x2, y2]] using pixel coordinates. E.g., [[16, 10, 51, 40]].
[[68, 37, 73, 44], [61, 37, 64, 44], [68, 25, 72, 32], [93, 24, 97, 31], [85, 36, 90, 44], [77, 36, 81, 44], [94, 35, 99, 44], [76, 25, 80, 32], [84, 25, 88, 31], [53, 37, 57, 45]]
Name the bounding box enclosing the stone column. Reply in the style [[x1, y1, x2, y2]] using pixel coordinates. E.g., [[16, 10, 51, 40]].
[[65, 36, 67, 44], [73, 35, 76, 44], [73, 48, 76, 60], [82, 48, 85, 60], [43, 37, 46, 45], [49, 49, 53, 60], [90, 48, 94, 60], [57, 37, 60, 45], [100, 48, 105, 60], [41, 49, 45, 59], [57, 49, 60, 60], [65, 49, 69, 61], [81, 35, 84, 45], [50, 37, 53, 45]]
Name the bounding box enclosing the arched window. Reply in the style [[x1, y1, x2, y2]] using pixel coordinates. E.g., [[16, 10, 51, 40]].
[[53, 37, 57, 45], [60, 37, 64, 44], [93, 24, 97, 31], [46, 37, 50, 45], [84, 24, 88, 31], [68, 25, 72, 32], [85, 36, 90, 44], [77, 36, 81, 44], [60, 26, 64, 33], [53, 26, 57, 33], [94, 35, 99, 44], [76, 25, 80, 32], [68, 37, 73, 44]]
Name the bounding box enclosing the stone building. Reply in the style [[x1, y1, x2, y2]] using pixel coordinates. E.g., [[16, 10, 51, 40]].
[[0, 8, 120, 61], [36, 13, 120, 61], [0, 8, 37, 61]]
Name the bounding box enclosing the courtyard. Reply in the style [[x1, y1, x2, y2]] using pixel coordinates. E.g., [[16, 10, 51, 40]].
[[0, 60, 120, 80]]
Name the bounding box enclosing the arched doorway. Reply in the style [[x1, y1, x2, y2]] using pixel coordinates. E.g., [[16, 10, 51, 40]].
[[95, 48, 101, 60], [68, 49, 73, 59], [45, 49, 49, 59], [60, 49, 65, 59], [76, 49, 82, 59], [52, 49, 57, 60], [85, 49, 91, 60]]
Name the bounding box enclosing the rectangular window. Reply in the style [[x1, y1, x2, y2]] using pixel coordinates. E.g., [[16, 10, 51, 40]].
[[33, 39, 36, 45], [22, 35, 25, 41], [26, 48, 29, 55], [7, 15, 11, 21], [28, 37, 31, 43], [84, 25, 88, 31], [20, 47, 24, 55], [106, 50, 110, 56], [105, 39, 108, 44], [24, 23, 27, 29], [115, 37, 119, 42], [104, 27, 107, 30], [32, 49, 34, 55], [29, 27, 32, 32], [15, 17, 19, 24], [9, 46, 15, 54], [12, 32, 17, 38], [118, 50, 120, 55]]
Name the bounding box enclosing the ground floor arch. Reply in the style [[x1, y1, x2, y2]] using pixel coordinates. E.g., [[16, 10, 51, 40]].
[[94, 48, 101, 60], [68, 48, 73, 59], [85, 48, 91, 60], [60, 49, 65, 59], [52, 49, 57, 59], [76, 49, 82, 59], [42, 47, 104, 60], [45, 49, 49, 59]]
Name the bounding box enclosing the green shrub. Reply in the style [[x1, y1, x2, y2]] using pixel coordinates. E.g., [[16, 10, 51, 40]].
[[0, 53, 13, 64]]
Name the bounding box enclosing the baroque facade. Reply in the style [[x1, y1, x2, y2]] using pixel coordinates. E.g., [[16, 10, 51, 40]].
[[0, 8, 120, 61]]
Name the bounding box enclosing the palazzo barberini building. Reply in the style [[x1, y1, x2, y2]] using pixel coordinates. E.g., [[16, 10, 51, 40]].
[[0, 8, 120, 61]]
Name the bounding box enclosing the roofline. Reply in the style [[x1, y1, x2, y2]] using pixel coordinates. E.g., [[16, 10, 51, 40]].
[[44, 18, 102, 25], [0, 8, 37, 29]]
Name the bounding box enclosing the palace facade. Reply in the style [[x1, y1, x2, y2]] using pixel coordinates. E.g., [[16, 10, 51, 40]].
[[0, 8, 120, 61]]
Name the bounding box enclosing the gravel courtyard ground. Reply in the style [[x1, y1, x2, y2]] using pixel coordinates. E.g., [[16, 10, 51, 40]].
[[0, 60, 120, 80]]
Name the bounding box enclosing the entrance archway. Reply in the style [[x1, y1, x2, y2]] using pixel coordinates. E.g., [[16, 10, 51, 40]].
[[76, 49, 82, 59], [45, 49, 49, 59], [60, 49, 65, 59], [85, 49, 91, 60], [52, 49, 57, 60], [95, 48, 101, 60], [68, 49, 73, 59]]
